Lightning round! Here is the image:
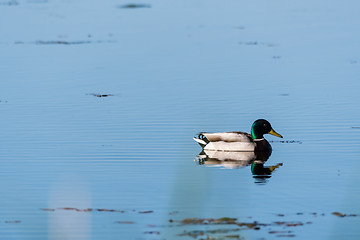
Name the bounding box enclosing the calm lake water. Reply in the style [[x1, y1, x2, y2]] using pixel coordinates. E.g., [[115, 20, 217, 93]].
[[1, 0, 360, 239]]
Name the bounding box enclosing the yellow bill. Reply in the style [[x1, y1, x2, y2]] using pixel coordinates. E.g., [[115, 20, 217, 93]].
[[269, 129, 283, 138]]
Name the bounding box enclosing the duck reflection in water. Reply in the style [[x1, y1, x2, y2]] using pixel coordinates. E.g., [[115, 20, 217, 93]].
[[251, 160, 283, 184], [195, 150, 283, 183]]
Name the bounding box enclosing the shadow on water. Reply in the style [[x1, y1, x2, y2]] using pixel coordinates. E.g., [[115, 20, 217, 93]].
[[194, 150, 283, 184]]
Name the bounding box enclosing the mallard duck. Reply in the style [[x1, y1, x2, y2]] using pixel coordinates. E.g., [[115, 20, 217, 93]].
[[193, 119, 283, 152]]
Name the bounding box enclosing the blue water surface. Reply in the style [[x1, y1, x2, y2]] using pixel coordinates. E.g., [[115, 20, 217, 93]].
[[1, 0, 360, 239]]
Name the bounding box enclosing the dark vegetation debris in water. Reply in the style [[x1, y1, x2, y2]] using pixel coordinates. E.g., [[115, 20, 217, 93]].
[[41, 208, 55, 211], [274, 221, 303, 227], [35, 209, 360, 240], [171, 217, 320, 238], [88, 93, 114, 98], [37, 210, 359, 238], [332, 212, 357, 217], [118, 3, 151, 9], [97, 208, 118, 212], [236, 221, 265, 229], [177, 228, 241, 238], [41, 207, 156, 214], [143, 231, 160, 235], [171, 212, 360, 238], [58, 207, 77, 211], [176, 217, 238, 225], [225, 235, 242, 239], [269, 230, 293, 234], [138, 210, 154, 214], [41, 207, 125, 213], [78, 208, 93, 212]]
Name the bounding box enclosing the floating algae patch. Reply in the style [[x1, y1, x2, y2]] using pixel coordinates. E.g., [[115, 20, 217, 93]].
[[273, 221, 304, 227], [236, 221, 267, 230], [171, 217, 309, 229], [172, 217, 316, 239], [175, 217, 238, 225], [177, 228, 241, 238]]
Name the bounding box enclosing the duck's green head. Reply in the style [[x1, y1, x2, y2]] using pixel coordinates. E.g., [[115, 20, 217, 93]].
[[251, 119, 283, 140]]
